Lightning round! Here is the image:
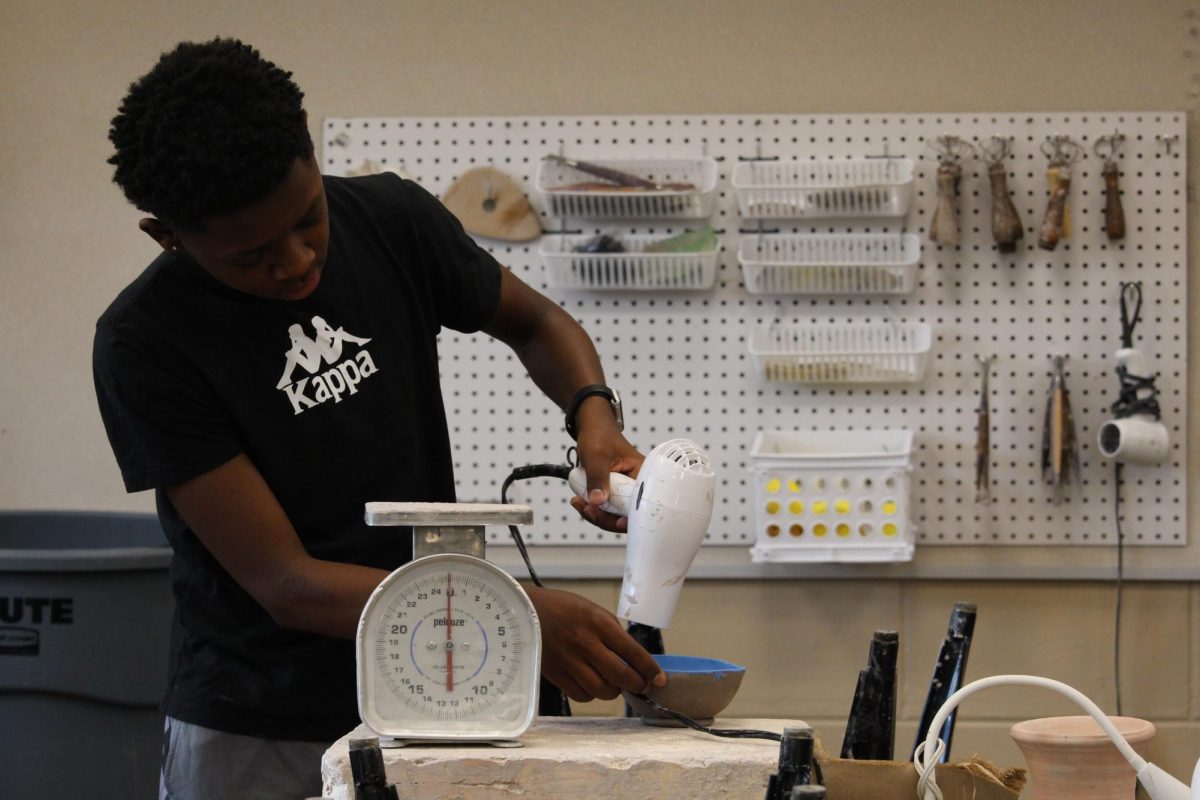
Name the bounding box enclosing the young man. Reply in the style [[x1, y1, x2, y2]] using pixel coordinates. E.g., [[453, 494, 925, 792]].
[[94, 38, 663, 800]]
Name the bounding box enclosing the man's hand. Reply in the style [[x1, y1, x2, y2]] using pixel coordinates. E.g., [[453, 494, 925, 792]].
[[526, 586, 665, 702], [570, 418, 643, 533]]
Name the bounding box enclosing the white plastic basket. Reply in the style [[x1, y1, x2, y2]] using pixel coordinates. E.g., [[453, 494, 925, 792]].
[[535, 157, 719, 220], [539, 234, 718, 291], [731, 159, 914, 219], [748, 321, 932, 384], [739, 233, 921, 296], [748, 429, 915, 563]]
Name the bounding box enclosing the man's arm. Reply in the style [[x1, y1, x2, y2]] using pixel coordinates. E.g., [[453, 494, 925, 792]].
[[165, 453, 386, 639], [480, 267, 665, 701], [481, 267, 641, 526]]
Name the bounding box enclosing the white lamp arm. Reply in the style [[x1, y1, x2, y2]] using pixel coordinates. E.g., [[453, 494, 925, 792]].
[[912, 674, 1191, 800]]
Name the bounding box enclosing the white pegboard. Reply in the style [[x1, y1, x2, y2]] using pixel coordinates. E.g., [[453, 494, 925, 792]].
[[322, 112, 1187, 551]]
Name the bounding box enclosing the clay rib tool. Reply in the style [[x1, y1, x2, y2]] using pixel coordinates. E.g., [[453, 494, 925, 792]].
[[840, 630, 899, 760], [974, 355, 994, 504], [912, 602, 977, 763]]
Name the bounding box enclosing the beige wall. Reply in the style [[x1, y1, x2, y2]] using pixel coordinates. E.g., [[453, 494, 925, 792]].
[[2, 0, 1197, 789]]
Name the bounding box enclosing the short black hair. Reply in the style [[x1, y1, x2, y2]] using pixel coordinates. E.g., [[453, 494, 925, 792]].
[[108, 37, 314, 230]]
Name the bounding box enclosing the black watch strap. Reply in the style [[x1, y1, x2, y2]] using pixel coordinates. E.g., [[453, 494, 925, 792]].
[[564, 384, 623, 440]]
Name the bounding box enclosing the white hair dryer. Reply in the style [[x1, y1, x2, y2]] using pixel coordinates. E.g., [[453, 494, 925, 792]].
[[568, 438, 715, 629]]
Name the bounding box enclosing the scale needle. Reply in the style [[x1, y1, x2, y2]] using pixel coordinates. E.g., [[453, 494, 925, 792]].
[[445, 573, 454, 692]]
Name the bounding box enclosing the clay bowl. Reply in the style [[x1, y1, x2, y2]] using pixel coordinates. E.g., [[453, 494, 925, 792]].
[[623, 654, 746, 726]]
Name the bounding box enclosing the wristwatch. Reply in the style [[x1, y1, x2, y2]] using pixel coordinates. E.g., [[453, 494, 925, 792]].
[[564, 384, 623, 440]]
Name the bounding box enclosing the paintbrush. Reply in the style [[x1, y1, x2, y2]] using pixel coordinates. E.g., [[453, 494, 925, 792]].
[[544, 154, 696, 191]]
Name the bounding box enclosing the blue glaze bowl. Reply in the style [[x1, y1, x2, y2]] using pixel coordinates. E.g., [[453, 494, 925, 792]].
[[624, 654, 747, 726]]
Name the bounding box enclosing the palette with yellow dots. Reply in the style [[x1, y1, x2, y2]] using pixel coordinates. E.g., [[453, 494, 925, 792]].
[[749, 429, 914, 563]]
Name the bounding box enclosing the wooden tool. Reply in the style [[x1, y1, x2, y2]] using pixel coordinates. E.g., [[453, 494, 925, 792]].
[[440, 166, 542, 242], [929, 161, 962, 246], [1095, 134, 1127, 241], [980, 137, 1023, 252], [927, 136, 974, 247], [1041, 355, 1081, 504], [1037, 136, 1083, 251]]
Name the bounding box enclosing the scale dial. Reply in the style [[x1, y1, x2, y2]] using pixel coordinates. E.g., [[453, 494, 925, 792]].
[[356, 553, 541, 743]]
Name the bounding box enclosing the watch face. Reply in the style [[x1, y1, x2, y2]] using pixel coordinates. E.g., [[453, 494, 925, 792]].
[[357, 554, 541, 741]]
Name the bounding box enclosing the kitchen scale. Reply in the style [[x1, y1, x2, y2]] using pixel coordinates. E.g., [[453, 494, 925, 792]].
[[357, 502, 541, 747]]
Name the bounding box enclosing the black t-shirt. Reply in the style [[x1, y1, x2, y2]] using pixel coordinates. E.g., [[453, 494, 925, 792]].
[[92, 174, 502, 741]]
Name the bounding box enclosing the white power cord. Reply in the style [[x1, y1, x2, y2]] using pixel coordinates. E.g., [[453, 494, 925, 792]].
[[912, 674, 1193, 800]]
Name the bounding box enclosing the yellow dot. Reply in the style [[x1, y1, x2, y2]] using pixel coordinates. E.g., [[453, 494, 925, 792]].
[[789, 500, 804, 515], [882, 500, 897, 516], [787, 479, 802, 493], [814, 524, 828, 537], [766, 501, 780, 515], [789, 524, 804, 537], [766, 478, 781, 494], [767, 524, 781, 538], [812, 500, 828, 516], [836, 523, 851, 537], [834, 499, 851, 515], [883, 523, 898, 537]]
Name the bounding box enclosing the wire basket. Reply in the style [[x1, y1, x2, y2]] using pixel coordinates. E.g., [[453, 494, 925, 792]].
[[748, 321, 932, 384], [739, 233, 921, 295], [749, 429, 915, 563], [540, 234, 718, 291], [535, 157, 719, 220], [731, 158, 914, 219]]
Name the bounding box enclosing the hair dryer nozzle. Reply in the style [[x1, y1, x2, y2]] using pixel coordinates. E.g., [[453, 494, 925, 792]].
[[618, 439, 716, 628]]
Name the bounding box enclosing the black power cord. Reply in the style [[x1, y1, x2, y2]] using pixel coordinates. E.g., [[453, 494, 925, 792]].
[[1109, 281, 1160, 717], [499, 461, 572, 588]]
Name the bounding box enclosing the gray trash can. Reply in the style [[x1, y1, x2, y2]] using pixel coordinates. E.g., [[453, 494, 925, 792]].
[[0, 511, 172, 800]]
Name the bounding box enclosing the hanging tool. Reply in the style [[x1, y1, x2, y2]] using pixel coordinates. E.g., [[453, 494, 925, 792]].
[[1037, 136, 1084, 251], [974, 355, 994, 504], [979, 137, 1023, 252], [1042, 354, 1082, 504], [1094, 133, 1127, 241], [913, 602, 977, 764], [440, 166, 542, 242], [928, 136, 976, 247]]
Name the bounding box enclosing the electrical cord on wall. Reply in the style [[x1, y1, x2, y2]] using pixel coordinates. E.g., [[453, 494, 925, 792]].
[[1109, 282, 1158, 718], [1114, 461, 1125, 716]]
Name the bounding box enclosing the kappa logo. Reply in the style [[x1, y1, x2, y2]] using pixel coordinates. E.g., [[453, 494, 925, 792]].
[[276, 316, 379, 415]]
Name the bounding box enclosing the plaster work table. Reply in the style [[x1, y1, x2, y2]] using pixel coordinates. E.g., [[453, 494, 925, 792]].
[[321, 717, 802, 799]]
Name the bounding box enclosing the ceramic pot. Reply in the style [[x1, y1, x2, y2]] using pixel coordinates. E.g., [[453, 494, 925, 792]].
[[622, 654, 745, 727], [1010, 715, 1155, 800]]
